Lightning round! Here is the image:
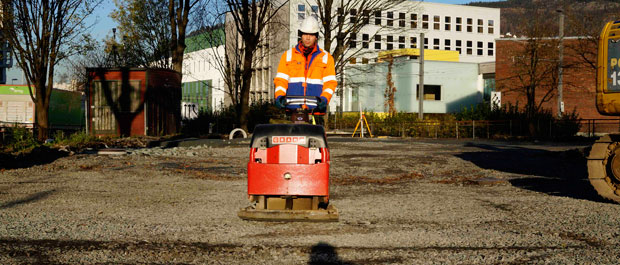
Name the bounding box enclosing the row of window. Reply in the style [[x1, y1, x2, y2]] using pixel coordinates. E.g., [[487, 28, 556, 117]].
[[349, 34, 494, 56], [297, 4, 496, 34]]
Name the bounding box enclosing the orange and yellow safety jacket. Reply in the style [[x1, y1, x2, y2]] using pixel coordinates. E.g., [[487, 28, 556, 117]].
[[274, 43, 337, 108]]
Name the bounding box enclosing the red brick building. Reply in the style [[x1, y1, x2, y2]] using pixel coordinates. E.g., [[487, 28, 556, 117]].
[[495, 37, 606, 120]]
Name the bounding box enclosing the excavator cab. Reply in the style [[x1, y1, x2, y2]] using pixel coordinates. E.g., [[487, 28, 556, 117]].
[[587, 20, 620, 203], [596, 20, 620, 114]]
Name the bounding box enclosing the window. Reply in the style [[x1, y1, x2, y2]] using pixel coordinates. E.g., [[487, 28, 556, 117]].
[[387, 43, 393, 50], [467, 18, 472, 32], [387, 35, 393, 50], [349, 58, 356, 64], [477, 41, 483, 55], [456, 17, 462, 32], [416, 85, 441, 101], [478, 19, 484, 33], [362, 58, 369, 64], [444, 39, 451, 50], [350, 33, 357, 48], [399, 36, 405, 43], [350, 9, 357, 24], [422, 14, 428, 29], [488, 20, 494, 34], [433, 38, 440, 50], [424, 38, 428, 49], [298, 4, 305, 20], [456, 40, 462, 54], [338, 8, 344, 23], [410, 37, 417, 48], [387, 11, 393, 26], [363, 10, 370, 24], [399, 13, 405, 27], [375, 34, 381, 50], [466, 40, 472, 55], [363, 33, 369, 49], [488, 42, 494, 56], [433, 15, 440, 30], [445, 16, 451, 31], [375, 11, 381, 25], [387, 35, 393, 42], [411, 14, 417, 28]]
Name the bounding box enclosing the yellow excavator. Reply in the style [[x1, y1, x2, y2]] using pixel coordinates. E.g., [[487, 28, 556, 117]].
[[588, 20, 620, 203]]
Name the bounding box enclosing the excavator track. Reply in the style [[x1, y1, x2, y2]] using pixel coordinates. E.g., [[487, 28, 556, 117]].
[[588, 134, 620, 203]]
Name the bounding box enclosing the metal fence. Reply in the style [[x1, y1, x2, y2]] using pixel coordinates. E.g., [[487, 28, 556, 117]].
[[332, 118, 620, 139]]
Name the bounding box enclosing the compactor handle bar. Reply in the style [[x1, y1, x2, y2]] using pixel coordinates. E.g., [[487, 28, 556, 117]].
[[285, 95, 320, 109]]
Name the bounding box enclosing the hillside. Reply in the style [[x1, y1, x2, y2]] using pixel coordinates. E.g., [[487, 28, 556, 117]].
[[466, 0, 620, 36]]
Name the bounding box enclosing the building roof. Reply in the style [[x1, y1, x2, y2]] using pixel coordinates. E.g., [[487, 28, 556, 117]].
[[185, 28, 225, 53]]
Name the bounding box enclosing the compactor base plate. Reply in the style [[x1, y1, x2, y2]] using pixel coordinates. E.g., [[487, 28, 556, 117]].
[[238, 205, 339, 222]]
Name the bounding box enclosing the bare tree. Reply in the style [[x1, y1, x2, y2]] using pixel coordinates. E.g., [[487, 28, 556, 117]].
[[312, 0, 410, 76], [308, 0, 414, 124], [61, 34, 110, 91], [496, 15, 561, 134], [169, 0, 202, 74], [384, 54, 396, 115], [223, 0, 288, 131], [112, 0, 202, 73], [1, 0, 101, 140]]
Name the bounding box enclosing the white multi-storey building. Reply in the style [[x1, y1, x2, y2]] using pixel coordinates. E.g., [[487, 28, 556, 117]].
[[182, 1, 500, 113], [286, 1, 500, 63]]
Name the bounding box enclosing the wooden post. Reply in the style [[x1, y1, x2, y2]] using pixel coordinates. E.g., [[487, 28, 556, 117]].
[[473, 120, 476, 139]]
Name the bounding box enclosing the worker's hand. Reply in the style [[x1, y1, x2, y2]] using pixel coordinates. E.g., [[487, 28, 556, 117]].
[[275, 96, 286, 109], [317, 96, 328, 112]]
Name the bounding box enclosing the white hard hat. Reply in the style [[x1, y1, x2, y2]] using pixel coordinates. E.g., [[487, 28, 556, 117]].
[[299, 16, 320, 34]]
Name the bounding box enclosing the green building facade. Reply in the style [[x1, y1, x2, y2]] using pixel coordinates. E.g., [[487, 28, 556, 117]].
[[182, 80, 212, 112]]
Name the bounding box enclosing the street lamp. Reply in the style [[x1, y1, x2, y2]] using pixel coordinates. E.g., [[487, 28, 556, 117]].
[[557, 9, 564, 118]]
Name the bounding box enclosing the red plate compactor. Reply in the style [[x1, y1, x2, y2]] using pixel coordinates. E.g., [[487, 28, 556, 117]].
[[238, 96, 339, 222]]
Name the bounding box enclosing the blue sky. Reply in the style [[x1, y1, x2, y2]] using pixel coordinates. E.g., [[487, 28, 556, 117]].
[[5, 0, 502, 84]]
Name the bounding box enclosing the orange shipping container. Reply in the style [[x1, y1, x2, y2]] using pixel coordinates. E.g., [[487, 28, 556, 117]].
[[86, 68, 181, 137]]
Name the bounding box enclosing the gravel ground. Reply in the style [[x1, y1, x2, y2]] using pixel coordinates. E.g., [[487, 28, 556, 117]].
[[1, 137, 619, 264]]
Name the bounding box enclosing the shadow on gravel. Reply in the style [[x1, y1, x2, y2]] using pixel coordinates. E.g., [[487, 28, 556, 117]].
[[0, 146, 68, 170], [455, 142, 608, 203], [309, 242, 354, 265], [0, 189, 57, 209]]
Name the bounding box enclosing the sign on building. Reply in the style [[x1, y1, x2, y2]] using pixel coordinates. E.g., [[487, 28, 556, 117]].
[[491, 91, 501, 110]]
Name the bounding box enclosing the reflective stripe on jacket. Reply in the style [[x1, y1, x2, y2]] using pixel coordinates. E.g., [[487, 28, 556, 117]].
[[273, 43, 337, 105]]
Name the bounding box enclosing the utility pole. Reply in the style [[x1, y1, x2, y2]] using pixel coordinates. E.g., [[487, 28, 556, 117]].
[[418, 33, 424, 120], [557, 9, 564, 118]]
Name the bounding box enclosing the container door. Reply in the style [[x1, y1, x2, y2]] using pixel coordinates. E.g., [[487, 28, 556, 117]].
[[92, 81, 118, 135]]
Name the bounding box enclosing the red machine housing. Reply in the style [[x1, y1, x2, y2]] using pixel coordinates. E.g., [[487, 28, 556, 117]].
[[246, 124, 330, 200]]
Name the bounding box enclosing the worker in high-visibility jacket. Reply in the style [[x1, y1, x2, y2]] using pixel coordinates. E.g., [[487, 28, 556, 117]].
[[273, 16, 337, 114]]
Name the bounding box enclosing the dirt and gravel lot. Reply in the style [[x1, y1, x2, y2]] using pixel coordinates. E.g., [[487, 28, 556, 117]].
[[1, 137, 620, 264]]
